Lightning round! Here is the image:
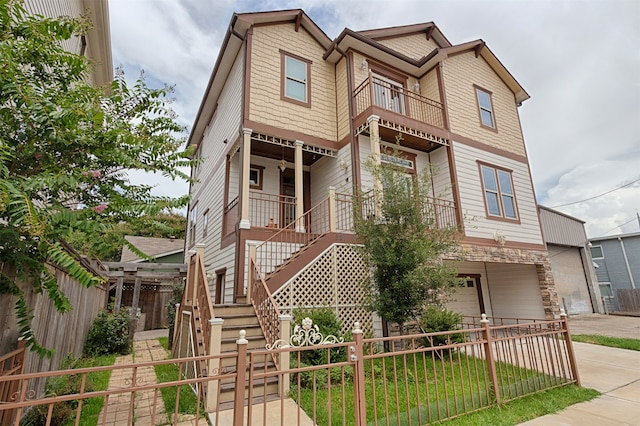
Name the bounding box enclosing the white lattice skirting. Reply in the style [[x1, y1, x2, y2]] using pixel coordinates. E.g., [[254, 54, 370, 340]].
[[272, 244, 372, 335]]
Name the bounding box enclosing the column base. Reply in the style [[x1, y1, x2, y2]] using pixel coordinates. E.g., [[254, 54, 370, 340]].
[[239, 219, 251, 229]]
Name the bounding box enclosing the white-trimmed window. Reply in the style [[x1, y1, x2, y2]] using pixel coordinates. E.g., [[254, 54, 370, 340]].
[[249, 165, 264, 190], [189, 203, 198, 246], [479, 163, 518, 220], [281, 52, 311, 106], [202, 208, 209, 238], [599, 283, 613, 298], [475, 87, 495, 129], [590, 245, 604, 259]]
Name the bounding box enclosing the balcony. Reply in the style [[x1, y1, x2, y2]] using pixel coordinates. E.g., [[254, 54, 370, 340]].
[[353, 75, 448, 151]]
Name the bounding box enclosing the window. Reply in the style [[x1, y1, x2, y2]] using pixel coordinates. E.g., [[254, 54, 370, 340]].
[[202, 209, 209, 238], [281, 51, 311, 106], [475, 87, 495, 129], [590, 245, 603, 259], [189, 203, 197, 246], [249, 165, 264, 190], [599, 283, 613, 298], [479, 163, 518, 220]]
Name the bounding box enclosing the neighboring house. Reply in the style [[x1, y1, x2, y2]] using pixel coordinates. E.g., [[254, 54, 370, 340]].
[[185, 9, 560, 335], [23, 0, 112, 88], [538, 206, 602, 315], [589, 231, 640, 312], [120, 235, 185, 263]]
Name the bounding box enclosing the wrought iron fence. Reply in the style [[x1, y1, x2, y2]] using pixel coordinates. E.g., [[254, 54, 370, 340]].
[[0, 316, 580, 426]]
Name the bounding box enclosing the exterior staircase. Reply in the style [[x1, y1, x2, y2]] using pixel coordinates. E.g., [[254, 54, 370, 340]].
[[212, 301, 280, 410]]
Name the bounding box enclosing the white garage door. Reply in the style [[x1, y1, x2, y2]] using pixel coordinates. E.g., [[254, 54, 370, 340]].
[[486, 263, 546, 319]]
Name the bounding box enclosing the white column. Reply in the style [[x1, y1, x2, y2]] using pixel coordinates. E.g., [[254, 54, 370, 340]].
[[294, 140, 305, 232], [278, 314, 292, 396], [367, 115, 383, 216], [205, 318, 224, 412], [239, 128, 252, 230]]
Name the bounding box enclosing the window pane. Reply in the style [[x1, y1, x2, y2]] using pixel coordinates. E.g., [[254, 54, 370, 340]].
[[286, 57, 306, 81], [502, 195, 516, 218], [481, 166, 497, 191], [480, 109, 494, 127], [590, 246, 603, 258], [477, 90, 491, 109], [285, 79, 306, 101], [599, 283, 613, 297], [486, 192, 500, 216], [498, 170, 513, 195]]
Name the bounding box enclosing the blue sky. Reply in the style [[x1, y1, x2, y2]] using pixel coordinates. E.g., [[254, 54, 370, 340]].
[[109, 0, 640, 237]]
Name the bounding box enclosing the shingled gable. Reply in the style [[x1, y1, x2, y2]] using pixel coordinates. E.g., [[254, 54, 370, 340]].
[[187, 9, 331, 150], [324, 26, 529, 105], [120, 235, 185, 263]]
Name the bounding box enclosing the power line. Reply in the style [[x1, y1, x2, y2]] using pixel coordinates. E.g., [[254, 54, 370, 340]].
[[548, 177, 640, 208], [591, 216, 639, 239]]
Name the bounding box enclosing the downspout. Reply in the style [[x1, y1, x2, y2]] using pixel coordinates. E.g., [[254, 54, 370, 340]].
[[335, 46, 360, 193], [618, 237, 636, 289]]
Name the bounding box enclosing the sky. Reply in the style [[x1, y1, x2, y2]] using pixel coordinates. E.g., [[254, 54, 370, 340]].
[[109, 0, 640, 238]]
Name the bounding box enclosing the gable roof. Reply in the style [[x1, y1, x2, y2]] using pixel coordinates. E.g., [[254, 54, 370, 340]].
[[120, 235, 185, 263], [189, 9, 530, 147]]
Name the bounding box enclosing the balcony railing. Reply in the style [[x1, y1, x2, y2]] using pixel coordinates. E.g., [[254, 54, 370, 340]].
[[354, 75, 445, 129]]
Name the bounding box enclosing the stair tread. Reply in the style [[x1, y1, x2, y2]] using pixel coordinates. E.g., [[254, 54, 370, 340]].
[[217, 393, 281, 412]]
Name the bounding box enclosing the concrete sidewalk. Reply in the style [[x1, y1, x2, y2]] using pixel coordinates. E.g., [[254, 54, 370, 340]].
[[520, 341, 640, 425]]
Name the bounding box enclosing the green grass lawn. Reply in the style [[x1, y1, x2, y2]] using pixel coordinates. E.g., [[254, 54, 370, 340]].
[[154, 336, 205, 418], [70, 354, 117, 426], [292, 349, 575, 425], [572, 334, 640, 351]]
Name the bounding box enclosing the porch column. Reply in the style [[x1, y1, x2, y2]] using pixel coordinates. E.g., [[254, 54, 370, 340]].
[[294, 140, 305, 232], [367, 115, 383, 216], [367, 115, 381, 166], [239, 128, 252, 230]]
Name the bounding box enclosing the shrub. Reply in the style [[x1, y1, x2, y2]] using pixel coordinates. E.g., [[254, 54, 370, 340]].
[[84, 308, 132, 356], [419, 305, 464, 347], [166, 282, 184, 349]]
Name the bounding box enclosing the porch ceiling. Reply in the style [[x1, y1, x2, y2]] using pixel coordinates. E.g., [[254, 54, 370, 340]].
[[250, 132, 337, 166], [356, 119, 448, 153]]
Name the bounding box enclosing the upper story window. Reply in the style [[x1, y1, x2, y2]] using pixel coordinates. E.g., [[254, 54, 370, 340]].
[[475, 86, 496, 129], [249, 165, 264, 190], [479, 163, 518, 221], [202, 209, 209, 238], [281, 51, 311, 107], [590, 245, 604, 259], [189, 203, 198, 246]]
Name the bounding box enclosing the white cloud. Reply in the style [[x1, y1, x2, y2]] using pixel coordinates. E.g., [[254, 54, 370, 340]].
[[108, 0, 640, 234]]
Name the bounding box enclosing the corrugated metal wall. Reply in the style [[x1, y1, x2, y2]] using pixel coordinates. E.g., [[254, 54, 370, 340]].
[[538, 207, 587, 247]]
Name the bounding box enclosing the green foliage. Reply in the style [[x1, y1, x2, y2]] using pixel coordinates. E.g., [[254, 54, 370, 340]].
[[0, 1, 196, 353], [166, 283, 183, 349], [20, 353, 116, 426], [292, 308, 347, 366], [354, 143, 461, 330], [571, 334, 640, 351], [65, 212, 187, 261], [419, 305, 464, 347], [84, 309, 133, 356]]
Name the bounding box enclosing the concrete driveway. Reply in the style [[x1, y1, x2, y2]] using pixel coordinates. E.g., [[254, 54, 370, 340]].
[[567, 313, 640, 339], [520, 314, 640, 425]]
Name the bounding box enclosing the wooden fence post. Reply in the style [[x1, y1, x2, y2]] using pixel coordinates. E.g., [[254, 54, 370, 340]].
[[206, 318, 224, 412], [278, 314, 292, 396], [481, 314, 501, 404], [233, 330, 248, 426], [560, 309, 581, 386], [351, 322, 367, 426]]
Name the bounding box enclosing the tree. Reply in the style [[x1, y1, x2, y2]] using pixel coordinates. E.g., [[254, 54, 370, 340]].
[[0, 2, 195, 355], [354, 145, 461, 335], [66, 212, 187, 261]]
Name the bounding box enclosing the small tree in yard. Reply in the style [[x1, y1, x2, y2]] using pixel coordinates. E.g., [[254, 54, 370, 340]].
[[0, 2, 196, 355], [354, 145, 461, 336]]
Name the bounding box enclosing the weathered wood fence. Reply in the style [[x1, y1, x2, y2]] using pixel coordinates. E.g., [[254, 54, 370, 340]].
[[616, 288, 640, 313]]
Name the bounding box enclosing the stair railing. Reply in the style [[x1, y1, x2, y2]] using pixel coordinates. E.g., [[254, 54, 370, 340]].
[[254, 196, 332, 276]]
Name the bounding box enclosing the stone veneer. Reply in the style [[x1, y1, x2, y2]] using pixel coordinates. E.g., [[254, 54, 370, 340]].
[[449, 244, 561, 319]]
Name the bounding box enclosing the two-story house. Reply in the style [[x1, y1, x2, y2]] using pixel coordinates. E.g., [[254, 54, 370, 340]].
[[185, 9, 560, 337]]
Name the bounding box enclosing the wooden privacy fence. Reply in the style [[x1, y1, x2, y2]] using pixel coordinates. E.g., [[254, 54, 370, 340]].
[[0, 314, 580, 426], [615, 288, 640, 313], [0, 341, 25, 426]]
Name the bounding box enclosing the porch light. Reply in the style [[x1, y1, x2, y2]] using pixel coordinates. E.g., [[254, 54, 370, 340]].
[[279, 159, 287, 172], [412, 82, 420, 92], [359, 59, 368, 70]]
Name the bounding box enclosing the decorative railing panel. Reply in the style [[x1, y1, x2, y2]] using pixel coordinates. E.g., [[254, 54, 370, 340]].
[[354, 75, 445, 129], [222, 196, 238, 236], [249, 259, 281, 365]]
